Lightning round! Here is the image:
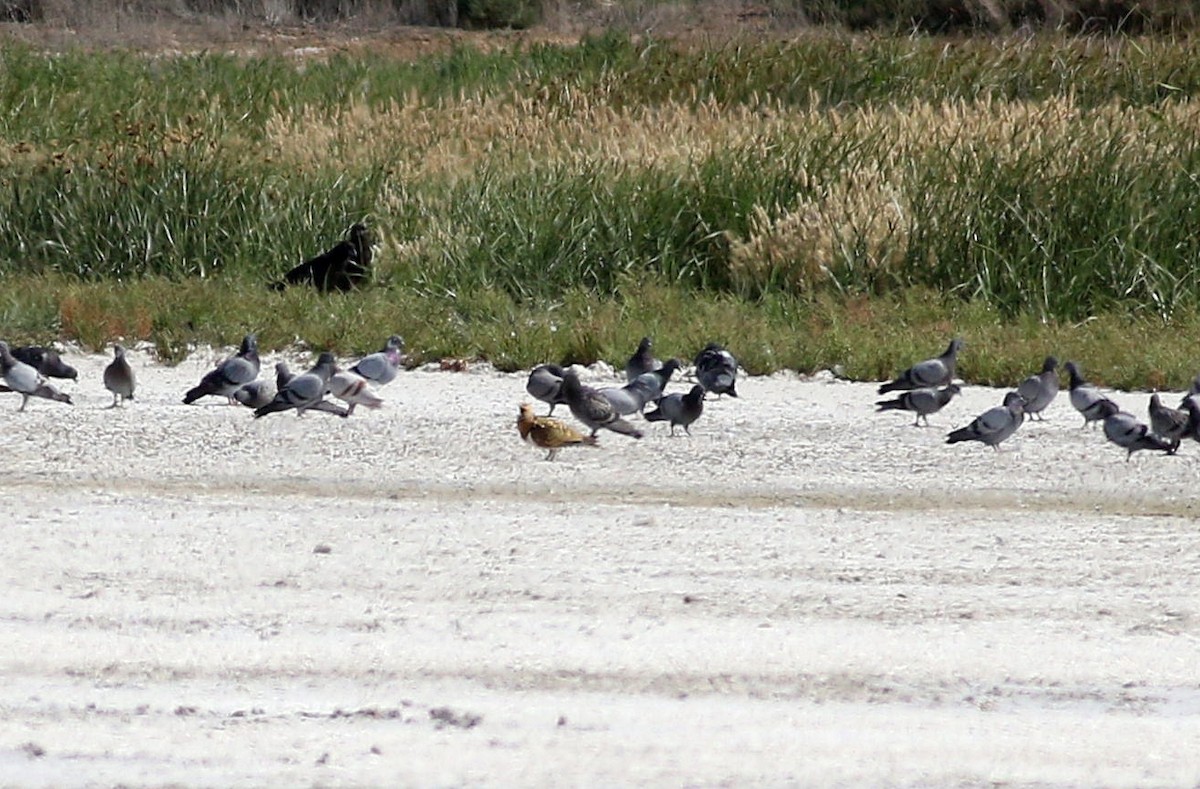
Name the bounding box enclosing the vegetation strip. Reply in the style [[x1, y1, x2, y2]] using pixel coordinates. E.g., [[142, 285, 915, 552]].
[[2, 34, 1199, 387]]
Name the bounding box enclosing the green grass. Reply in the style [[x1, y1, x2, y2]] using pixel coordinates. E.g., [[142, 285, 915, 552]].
[[0, 272, 1194, 391], [5, 33, 1200, 386]]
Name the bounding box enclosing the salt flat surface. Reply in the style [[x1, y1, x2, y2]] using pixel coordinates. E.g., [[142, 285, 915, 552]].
[[2, 346, 1199, 787]]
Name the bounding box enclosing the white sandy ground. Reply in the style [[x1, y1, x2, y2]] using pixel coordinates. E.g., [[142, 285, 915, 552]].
[[2, 345, 1200, 788]]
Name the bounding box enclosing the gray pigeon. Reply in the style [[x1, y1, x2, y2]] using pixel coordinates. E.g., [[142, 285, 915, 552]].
[[561, 369, 643, 439], [597, 383, 645, 416], [525, 363, 569, 415], [624, 337, 662, 382], [694, 343, 738, 398], [184, 333, 260, 405], [350, 335, 404, 386], [626, 358, 682, 408], [233, 361, 292, 410], [1103, 410, 1173, 461], [329, 370, 384, 417], [879, 338, 963, 395], [1148, 392, 1187, 454], [1181, 398, 1200, 445], [233, 378, 275, 410], [275, 360, 294, 389], [1016, 356, 1059, 420], [1178, 374, 1200, 409], [600, 359, 683, 416], [876, 384, 961, 427], [0, 341, 73, 411], [946, 391, 1025, 450], [644, 384, 705, 436], [1064, 361, 1119, 428], [102, 344, 135, 407], [12, 345, 78, 380], [253, 352, 346, 418]]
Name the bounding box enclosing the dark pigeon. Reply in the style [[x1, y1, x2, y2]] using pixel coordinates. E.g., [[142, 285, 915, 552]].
[[694, 343, 738, 398], [183, 333, 260, 405], [102, 344, 136, 408], [253, 352, 346, 418], [644, 384, 706, 436], [12, 345, 78, 380], [876, 384, 961, 427], [1148, 393, 1187, 454], [624, 337, 662, 383]]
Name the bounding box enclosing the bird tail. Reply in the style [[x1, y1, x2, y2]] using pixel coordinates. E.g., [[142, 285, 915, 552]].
[[253, 401, 287, 419], [34, 384, 71, 404], [1134, 434, 1174, 454], [875, 398, 904, 412], [643, 407, 668, 423], [608, 418, 644, 439], [878, 380, 902, 395], [945, 427, 972, 444]]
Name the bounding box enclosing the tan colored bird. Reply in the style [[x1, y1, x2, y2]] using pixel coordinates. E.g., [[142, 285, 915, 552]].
[[517, 402, 597, 460]]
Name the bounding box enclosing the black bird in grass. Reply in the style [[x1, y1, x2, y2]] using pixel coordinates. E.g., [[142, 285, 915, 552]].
[[561, 369, 643, 439], [645, 384, 706, 436], [271, 223, 373, 293], [876, 384, 961, 427]]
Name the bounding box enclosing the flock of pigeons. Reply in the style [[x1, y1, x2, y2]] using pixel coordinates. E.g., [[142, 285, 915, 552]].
[[873, 338, 1198, 460], [5, 327, 1192, 463], [0, 334, 407, 418], [518, 338, 739, 459]]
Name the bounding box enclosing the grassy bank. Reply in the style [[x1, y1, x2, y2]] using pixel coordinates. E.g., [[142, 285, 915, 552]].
[[0, 273, 1194, 391], [3, 33, 1200, 386]]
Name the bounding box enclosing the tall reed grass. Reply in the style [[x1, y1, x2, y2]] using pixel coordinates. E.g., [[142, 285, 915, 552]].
[[4, 33, 1200, 377]]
